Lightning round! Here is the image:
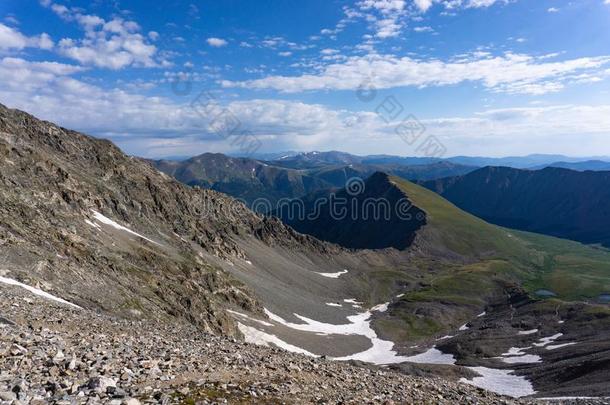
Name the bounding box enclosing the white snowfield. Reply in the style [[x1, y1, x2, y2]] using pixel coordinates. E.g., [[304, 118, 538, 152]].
[[534, 333, 563, 347], [400, 347, 457, 365], [501, 354, 541, 364], [234, 301, 537, 398], [436, 335, 454, 341], [343, 298, 362, 304], [226, 309, 273, 327], [0, 276, 81, 309], [518, 329, 539, 335], [546, 342, 577, 350], [237, 322, 317, 356], [315, 269, 348, 279], [502, 347, 532, 356], [263, 303, 424, 365], [460, 367, 536, 398], [89, 211, 161, 246]]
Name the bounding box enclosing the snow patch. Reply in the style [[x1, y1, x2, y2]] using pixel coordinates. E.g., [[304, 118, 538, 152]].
[[501, 354, 541, 364], [401, 347, 456, 365], [227, 309, 273, 327], [477, 311, 486, 317], [85, 219, 100, 229], [546, 342, 576, 350], [534, 333, 563, 347], [436, 335, 454, 341], [460, 367, 536, 398], [371, 302, 389, 312], [502, 347, 531, 356], [518, 329, 538, 335], [0, 276, 81, 309], [326, 302, 342, 307], [459, 323, 470, 331], [396, 293, 404, 298], [316, 269, 348, 279], [237, 322, 317, 356], [343, 298, 362, 305], [91, 211, 160, 246], [263, 303, 411, 365]]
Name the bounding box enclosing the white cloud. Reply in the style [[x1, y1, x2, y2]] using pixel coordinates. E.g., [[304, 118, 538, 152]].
[[321, 48, 339, 55], [40, 2, 158, 69], [0, 23, 54, 51], [222, 52, 610, 95], [357, 0, 407, 38], [207, 37, 228, 47], [547, 7, 559, 13], [2, 56, 610, 157], [148, 31, 159, 41], [414, 0, 512, 12], [278, 51, 292, 57], [413, 26, 434, 32], [414, 0, 434, 12]]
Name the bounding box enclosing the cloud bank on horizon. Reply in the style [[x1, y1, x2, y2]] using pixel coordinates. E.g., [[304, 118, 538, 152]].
[[0, 0, 609, 158]]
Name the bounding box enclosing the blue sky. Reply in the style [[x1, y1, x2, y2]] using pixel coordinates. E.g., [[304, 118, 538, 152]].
[[1, 0, 610, 158]]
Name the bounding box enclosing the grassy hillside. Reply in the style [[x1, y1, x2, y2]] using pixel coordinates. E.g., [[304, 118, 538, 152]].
[[392, 176, 610, 302], [371, 177, 610, 344]]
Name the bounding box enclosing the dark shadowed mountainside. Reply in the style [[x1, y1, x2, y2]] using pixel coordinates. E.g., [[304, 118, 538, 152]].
[[277, 172, 427, 250], [421, 166, 610, 247]]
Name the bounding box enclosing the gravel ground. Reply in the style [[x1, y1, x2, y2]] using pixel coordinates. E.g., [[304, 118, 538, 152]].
[[0, 284, 532, 405]]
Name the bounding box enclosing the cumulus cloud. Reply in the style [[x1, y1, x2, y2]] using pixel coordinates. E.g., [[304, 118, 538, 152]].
[[207, 37, 228, 47], [2, 56, 610, 157], [40, 1, 158, 69], [357, 0, 407, 38], [0, 23, 54, 51], [413, 0, 512, 12], [222, 52, 610, 95], [413, 0, 434, 12]]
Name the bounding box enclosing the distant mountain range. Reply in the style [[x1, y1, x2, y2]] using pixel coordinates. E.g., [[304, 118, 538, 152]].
[[228, 150, 610, 170], [531, 160, 610, 171], [150, 153, 476, 210], [150, 153, 329, 209], [422, 166, 610, 247]]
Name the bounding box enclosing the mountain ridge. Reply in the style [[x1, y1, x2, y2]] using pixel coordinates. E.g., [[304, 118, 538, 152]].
[[421, 165, 610, 247]]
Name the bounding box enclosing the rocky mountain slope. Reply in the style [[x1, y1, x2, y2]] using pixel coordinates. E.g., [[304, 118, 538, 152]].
[[0, 103, 330, 336], [421, 166, 610, 247]]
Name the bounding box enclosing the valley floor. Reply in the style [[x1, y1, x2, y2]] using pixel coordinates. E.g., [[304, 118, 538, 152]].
[[1, 284, 607, 405]]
